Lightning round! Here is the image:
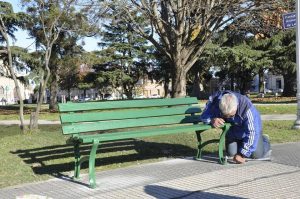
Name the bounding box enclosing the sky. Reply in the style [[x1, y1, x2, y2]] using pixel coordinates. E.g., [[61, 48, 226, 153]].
[[5, 0, 99, 52]]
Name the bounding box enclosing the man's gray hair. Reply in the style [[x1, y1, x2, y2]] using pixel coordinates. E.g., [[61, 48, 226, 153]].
[[219, 93, 238, 115]]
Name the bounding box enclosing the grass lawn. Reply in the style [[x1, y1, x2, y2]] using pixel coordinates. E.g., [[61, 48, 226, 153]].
[[255, 104, 296, 115], [1, 120, 300, 188]]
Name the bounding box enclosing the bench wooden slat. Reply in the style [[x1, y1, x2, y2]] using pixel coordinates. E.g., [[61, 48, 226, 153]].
[[58, 97, 198, 112], [62, 115, 201, 134], [60, 106, 201, 124], [77, 123, 212, 143]]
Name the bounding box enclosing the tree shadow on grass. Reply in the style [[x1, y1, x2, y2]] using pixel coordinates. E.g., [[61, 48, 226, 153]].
[[0, 105, 31, 111], [11, 139, 218, 176], [0, 105, 51, 114]]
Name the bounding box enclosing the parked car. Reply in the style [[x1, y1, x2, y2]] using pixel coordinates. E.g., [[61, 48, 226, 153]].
[[134, 95, 146, 99], [78, 97, 91, 102], [106, 96, 114, 100], [265, 89, 273, 94], [150, 94, 161, 98]]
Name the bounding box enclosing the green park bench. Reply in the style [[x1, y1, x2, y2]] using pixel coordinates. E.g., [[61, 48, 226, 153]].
[[58, 97, 230, 188]]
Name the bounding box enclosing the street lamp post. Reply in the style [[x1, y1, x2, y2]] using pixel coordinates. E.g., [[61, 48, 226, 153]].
[[294, 0, 300, 129]]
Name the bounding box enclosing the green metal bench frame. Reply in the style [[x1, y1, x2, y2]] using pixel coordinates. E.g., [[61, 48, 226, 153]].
[[58, 97, 230, 188]]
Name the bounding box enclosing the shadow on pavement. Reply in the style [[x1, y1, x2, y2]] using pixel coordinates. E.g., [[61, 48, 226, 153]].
[[144, 185, 245, 199]]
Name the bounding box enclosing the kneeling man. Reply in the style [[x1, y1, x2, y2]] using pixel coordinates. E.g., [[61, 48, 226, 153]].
[[201, 90, 271, 164]]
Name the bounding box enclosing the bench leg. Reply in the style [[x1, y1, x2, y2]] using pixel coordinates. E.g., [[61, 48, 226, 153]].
[[195, 130, 218, 160], [89, 139, 99, 189], [195, 125, 230, 164], [195, 130, 203, 160], [218, 124, 230, 165], [74, 142, 81, 179]]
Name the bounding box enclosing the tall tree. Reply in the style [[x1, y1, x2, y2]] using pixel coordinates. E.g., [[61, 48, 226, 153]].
[[22, 0, 77, 130], [227, 0, 295, 93], [23, 0, 98, 112], [57, 55, 81, 99], [150, 51, 172, 98], [48, 33, 85, 110], [249, 37, 273, 93], [267, 30, 296, 97], [187, 43, 217, 98], [231, 0, 295, 39], [0, 1, 28, 131], [97, 18, 152, 99], [214, 42, 272, 94], [102, 0, 279, 97]]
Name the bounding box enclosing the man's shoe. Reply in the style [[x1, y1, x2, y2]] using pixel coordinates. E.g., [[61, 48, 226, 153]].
[[245, 149, 272, 162], [262, 149, 272, 159], [263, 134, 271, 154], [253, 149, 272, 161]]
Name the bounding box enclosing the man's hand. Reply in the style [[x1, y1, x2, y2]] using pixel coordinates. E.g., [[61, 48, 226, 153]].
[[211, 118, 225, 128], [233, 154, 246, 164]]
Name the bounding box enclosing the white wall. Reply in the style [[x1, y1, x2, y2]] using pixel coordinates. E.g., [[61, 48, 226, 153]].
[[0, 76, 32, 104]]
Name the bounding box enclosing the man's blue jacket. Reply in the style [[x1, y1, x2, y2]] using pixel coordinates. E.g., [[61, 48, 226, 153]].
[[200, 90, 262, 157]]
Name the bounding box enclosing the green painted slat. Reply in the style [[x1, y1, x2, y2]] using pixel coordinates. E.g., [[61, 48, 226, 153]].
[[58, 97, 198, 112], [78, 123, 212, 143], [60, 106, 201, 123], [62, 115, 201, 134]]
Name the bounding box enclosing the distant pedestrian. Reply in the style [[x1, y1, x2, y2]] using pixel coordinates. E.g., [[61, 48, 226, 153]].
[[201, 90, 271, 164]]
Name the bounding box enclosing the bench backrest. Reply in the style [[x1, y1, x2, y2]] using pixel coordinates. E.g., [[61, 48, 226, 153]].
[[58, 97, 202, 136]]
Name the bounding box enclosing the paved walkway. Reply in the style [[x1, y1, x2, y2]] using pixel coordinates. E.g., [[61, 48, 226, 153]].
[[1, 142, 300, 199], [260, 114, 296, 120], [0, 120, 60, 125]]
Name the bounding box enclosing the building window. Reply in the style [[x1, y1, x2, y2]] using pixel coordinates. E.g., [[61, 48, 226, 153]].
[[0, 87, 4, 94]]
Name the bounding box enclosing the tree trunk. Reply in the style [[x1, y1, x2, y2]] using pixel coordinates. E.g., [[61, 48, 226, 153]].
[[68, 88, 71, 101], [258, 70, 264, 93], [30, 81, 45, 130], [282, 74, 296, 97], [30, 47, 52, 130], [49, 72, 58, 111], [123, 84, 134, 99], [8, 47, 26, 131], [241, 80, 247, 95], [230, 75, 234, 91], [191, 72, 201, 99], [83, 89, 86, 98], [0, 22, 26, 131], [171, 66, 187, 98], [163, 77, 170, 98]]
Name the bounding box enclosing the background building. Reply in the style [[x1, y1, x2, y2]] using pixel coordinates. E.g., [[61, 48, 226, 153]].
[[0, 76, 32, 104]]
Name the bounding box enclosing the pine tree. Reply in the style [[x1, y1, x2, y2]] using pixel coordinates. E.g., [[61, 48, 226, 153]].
[[267, 29, 296, 97], [96, 18, 152, 99], [213, 30, 272, 94]]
